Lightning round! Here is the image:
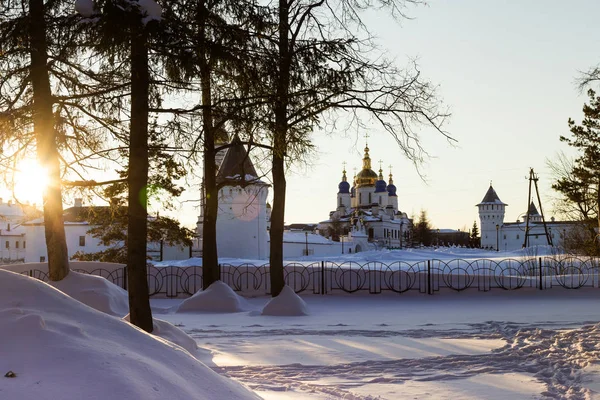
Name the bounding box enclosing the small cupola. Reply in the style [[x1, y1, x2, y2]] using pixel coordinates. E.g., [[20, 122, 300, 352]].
[[387, 171, 397, 197], [375, 166, 387, 193], [338, 166, 350, 194]]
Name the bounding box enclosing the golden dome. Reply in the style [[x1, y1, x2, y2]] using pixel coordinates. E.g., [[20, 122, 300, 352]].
[[355, 145, 378, 187]]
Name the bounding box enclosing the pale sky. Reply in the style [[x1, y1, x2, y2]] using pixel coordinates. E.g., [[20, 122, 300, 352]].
[[280, 0, 600, 231], [3, 1, 599, 232]]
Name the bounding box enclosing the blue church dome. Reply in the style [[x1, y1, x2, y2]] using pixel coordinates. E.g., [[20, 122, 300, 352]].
[[387, 171, 397, 196], [387, 183, 397, 196], [338, 167, 351, 194], [375, 179, 387, 193], [338, 180, 350, 194], [374, 168, 387, 193]]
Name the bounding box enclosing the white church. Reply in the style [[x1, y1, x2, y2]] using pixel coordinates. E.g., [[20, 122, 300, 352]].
[[317, 144, 412, 251], [477, 184, 577, 251]]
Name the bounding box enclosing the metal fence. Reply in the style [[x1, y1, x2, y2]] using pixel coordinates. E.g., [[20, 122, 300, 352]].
[[21, 256, 600, 297]]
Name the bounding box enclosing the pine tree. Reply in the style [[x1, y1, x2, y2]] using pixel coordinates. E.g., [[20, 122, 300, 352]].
[[412, 210, 433, 247], [552, 89, 600, 254], [162, 0, 269, 289], [0, 0, 80, 281], [72, 0, 171, 332], [470, 221, 480, 247]]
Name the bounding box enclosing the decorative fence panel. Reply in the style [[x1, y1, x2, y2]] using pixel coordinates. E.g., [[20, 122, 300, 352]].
[[18, 256, 600, 297]]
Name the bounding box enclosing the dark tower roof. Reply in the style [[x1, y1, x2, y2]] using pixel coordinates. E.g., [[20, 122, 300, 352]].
[[476, 185, 507, 206], [216, 135, 261, 186], [526, 201, 540, 216]]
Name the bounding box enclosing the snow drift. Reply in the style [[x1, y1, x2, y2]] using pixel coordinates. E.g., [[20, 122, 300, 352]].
[[262, 285, 309, 316], [48, 270, 129, 316], [176, 280, 250, 313], [0, 270, 259, 400], [123, 314, 198, 355]]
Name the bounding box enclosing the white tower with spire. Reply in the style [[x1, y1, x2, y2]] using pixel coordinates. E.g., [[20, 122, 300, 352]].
[[196, 134, 270, 260], [477, 184, 507, 250]]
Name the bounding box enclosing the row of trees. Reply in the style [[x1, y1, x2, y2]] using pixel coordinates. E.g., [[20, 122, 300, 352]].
[[411, 210, 480, 247], [0, 0, 450, 331]]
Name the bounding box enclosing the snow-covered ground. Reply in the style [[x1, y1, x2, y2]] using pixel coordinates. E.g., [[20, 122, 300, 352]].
[[153, 289, 600, 399], [150, 244, 600, 399], [5, 246, 600, 399]]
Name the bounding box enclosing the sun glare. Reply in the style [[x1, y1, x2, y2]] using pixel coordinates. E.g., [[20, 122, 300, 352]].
[[13, 159, 50, 205]]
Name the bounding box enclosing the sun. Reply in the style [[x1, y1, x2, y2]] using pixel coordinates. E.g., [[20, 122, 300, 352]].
[[13, 159, 50, 204]]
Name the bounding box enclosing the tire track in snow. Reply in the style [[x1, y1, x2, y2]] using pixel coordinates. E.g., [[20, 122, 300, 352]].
[[212, 322, 600, 399]]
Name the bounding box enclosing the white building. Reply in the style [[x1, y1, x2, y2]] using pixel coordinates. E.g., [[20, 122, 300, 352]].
[[0, 198, 37, 262], [22, 199, 189, 263], [477, 184, 577, 251], [317, 144, 412, 253]]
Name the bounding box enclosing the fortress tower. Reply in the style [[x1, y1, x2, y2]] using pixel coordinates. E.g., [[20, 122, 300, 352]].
[[477, 184, 507, 250]]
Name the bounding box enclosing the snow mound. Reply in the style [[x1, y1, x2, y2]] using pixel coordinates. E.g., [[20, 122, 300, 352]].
[[48, 271, 129, 317], [0, 270, 259, 400], [123, 314, 198, 355], [176, 281, 250, 313], [261, 286, 309, 316]]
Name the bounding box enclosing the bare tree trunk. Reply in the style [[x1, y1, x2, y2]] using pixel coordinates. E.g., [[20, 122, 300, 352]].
[[29, 0, 69, 281], [198, 0, 219, 289], [269, 0, 291, 297], [270, 149, 286, 296], [127, 22, 153, 333]]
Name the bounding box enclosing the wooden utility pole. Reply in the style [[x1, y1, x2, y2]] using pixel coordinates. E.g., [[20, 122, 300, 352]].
[[522, 168, 553, 248]]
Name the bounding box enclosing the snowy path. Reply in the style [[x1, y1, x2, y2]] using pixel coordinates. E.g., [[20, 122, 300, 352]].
[[155, 290, 600, 399]]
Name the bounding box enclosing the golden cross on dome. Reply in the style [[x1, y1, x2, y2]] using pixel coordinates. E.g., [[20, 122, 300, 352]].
[[389, 164, 393, 173], [342, 161, 347, 171], [378, 160, 383, 170], [364, 132, 370, 145]]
